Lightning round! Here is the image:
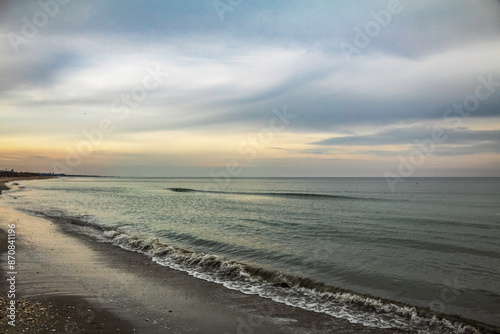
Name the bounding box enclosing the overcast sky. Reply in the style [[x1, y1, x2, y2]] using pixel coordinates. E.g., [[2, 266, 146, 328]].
[[1, 0, 500, 177]]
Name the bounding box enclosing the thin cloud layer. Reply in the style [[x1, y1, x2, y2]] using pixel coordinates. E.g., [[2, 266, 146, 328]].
[[1, 0, 500, 176]]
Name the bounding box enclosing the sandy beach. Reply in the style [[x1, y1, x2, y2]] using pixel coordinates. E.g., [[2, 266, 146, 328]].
[[0, 179, 423, 334], [1, 178, 137, 333]]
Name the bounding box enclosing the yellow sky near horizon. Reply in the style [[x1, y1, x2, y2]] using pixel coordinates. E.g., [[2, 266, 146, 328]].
[[3, 117, 500, 177]]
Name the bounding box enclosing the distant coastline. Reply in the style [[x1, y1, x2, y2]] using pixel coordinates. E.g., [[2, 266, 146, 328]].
[[0, 169, 102, 194]]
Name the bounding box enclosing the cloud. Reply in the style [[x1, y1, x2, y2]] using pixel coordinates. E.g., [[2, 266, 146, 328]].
[[311, 126, 500, 157], [313, 127, 500, 145], [1, 0, 500, 176]]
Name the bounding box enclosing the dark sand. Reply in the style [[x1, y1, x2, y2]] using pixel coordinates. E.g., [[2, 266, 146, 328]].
[[1, 178, 136, 333], [1, 179, 498, 334], [0, 228, 136, 333]]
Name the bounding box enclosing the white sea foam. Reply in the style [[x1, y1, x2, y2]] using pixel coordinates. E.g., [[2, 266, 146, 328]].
[[3, 178, 496, 334], [85, 226, 483, 334]]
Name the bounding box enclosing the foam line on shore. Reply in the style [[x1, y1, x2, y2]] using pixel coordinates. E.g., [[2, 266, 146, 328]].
[[24, 210, 499, 334]]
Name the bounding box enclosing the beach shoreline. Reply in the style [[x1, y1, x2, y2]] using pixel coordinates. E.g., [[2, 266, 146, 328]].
[[1, 178, 500, 333], [0, 176, 54, 194], [0, 178, 138, 333], [0, 179, 408, 334]]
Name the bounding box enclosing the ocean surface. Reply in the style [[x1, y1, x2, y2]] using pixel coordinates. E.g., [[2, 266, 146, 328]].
[[3, 177, 500, 332]]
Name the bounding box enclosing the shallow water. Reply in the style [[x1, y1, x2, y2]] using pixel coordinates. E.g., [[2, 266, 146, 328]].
[[4, 177, 500, 331]]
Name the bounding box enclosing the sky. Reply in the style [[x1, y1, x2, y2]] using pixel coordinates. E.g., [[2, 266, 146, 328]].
[[1, 0, 500, 177]]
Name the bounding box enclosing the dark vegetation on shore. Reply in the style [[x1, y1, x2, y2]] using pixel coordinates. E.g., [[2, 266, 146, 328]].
[[0, 170, 41, 177], [0, 168, 101, 178]]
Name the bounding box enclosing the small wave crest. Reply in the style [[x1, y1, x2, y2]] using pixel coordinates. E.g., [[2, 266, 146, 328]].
[[166, 187, 361, 200], [168, 187, 196, 192]]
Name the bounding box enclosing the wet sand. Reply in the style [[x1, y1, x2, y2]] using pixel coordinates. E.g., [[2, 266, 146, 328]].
[[1, 208, 417, 333], [1, 178, 136, 333], [0, 176, 53, 194], [2, 179, 498, 333]]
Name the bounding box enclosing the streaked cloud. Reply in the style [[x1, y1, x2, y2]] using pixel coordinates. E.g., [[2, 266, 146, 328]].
[[1, 0, 499, 176]]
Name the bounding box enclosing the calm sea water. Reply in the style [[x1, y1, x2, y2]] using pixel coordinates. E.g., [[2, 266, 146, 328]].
[[3, 177, 500, 332]]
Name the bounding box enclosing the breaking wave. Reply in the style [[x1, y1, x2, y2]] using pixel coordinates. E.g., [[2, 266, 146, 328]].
[[31, 210, 496, 334]]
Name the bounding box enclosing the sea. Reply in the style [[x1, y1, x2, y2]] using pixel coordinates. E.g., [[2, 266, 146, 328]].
[[3, 177, 500, 333]]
